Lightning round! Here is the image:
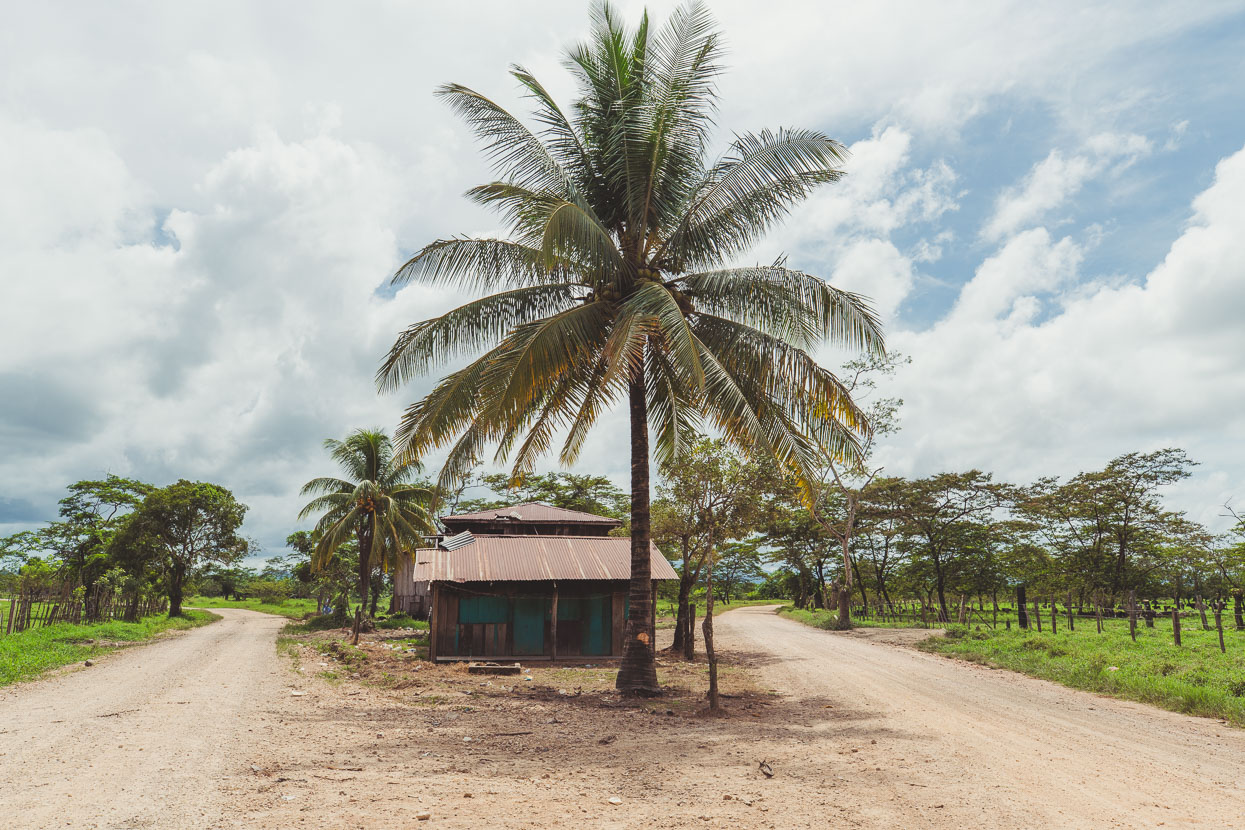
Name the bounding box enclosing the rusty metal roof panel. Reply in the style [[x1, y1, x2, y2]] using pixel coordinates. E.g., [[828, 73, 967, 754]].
[[440, 502, 622, 525], [412, 535, 678, 583]]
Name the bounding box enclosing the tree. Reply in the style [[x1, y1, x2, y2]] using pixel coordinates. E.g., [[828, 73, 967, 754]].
[[376, 1, 883, 694], [805, 353, 905, 628], [853, 478, 910, 614], [1018, 449, 1197, 602], [298, 429, 436, 641], [760, 476, 836, 610], [654, 436, 764, 666], [712, 539, 765, 603], [114, 480, 249, 617], [286, 530, 356, 621], [459, 472, 628, 518], [0, 475, 152, 616], [879, 472, 1009, 622]]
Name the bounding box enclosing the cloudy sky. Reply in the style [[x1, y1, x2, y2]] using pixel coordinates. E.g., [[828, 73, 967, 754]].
[[3, 1, 1244, 558]]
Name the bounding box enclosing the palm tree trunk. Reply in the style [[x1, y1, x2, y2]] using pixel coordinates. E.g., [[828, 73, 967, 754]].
[[616, 369, 660, 695]]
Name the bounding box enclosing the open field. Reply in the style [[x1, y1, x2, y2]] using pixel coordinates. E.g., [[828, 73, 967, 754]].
[[188, 595, 319, 619], [0, 610, 216, 687], [919, 616, 1245, 725]]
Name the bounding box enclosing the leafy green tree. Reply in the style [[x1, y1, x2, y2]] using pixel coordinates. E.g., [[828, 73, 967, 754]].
[[286, 530, 355, 620], [376, 2, 883, 693], [459, 472, 628, 518], [113, 480, 249, 616], [805, 353, 906, 628], [654, 436, 765, 666], [196, 564, 256, 600], [760, 479, 835, 610], [877, 472, 1010, 621], [1018, 449, 1197, 600], [712, 538, 765, 603], [298, 429, 436, 639], [0, 476, 152, 606]]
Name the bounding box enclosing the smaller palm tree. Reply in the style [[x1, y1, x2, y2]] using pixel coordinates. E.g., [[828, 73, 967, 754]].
[[298, 429, 436, 638]]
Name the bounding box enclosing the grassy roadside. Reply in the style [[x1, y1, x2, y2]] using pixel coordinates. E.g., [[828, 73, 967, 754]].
[[779, 606, 929, 630], [0, 610, 217, 687], [656, 598, 790, 627], [186, 596, 318, 619], [918, 619, 1245, 726]]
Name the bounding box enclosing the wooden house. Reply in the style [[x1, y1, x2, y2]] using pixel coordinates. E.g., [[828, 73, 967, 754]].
[[392, 503, 677, 662]]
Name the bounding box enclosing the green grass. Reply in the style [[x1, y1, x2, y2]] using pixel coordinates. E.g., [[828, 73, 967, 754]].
[[186, 595, 318, 619], [0, 610, 217, 687], [656, 597, 789, 622], [779, 606, 930, 630], [918, 616, 1245, 726]]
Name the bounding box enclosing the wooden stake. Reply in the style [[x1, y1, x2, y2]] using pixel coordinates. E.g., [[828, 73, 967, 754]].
[[1171, 606, 1182, 647], [550, 584, 558, 661], [1128, 590, 1137, 642], [1067, 590, 1075, 631], [1214, 601, 1226, 654]]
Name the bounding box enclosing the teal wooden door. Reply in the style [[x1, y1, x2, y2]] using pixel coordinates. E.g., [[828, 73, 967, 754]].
[[583, 594, 610, 655], [513, 597, 547, 656]]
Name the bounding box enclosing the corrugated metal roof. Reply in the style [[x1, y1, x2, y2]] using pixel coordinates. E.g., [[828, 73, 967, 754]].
[[412, 534, 678, 583], [441, 501, 622, 525], [439, 531, 475, 550]]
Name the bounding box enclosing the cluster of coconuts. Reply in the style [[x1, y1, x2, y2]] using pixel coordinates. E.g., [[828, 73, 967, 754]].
[[593, 265, 694, 314]]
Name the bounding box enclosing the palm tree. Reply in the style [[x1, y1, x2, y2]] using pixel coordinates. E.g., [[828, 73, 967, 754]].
[[377, 1, 885, 693], [298, 429, 436, 640]]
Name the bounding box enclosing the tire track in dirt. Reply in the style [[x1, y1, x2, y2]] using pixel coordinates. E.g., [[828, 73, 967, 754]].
[[0, 609, 287, 830], [716, 605, 1245, 827]]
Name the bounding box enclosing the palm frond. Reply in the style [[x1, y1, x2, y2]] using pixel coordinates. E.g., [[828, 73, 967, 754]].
[[435, 82, 578, 199], [659, 128, 848, 267], [680, 265, 885, 355], [391, 237, 580, 292], [376, 284, 581, 392]]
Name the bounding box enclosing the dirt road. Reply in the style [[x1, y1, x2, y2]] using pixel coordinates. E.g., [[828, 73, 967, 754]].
[[3, 606, 1244, 829], [716, 605, 1245, 826], [0, 609, 288, 829]]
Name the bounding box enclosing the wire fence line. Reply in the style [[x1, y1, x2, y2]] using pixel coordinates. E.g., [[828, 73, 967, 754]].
[[848, 594, 1243, 652]]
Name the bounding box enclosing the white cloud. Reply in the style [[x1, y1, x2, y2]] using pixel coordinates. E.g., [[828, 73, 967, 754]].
[[883, 144, 1245, 529], [1, 1, 1243, 548], [982, 133, 1153, 242]]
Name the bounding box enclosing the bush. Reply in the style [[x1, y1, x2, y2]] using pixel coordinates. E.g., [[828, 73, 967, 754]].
[[289, 614, 346, 632], [249, 579, 291, 603]]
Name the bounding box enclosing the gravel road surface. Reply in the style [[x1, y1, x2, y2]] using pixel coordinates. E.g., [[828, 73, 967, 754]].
[[716, 605, 1245, 826], [0, 609, 287, 829]]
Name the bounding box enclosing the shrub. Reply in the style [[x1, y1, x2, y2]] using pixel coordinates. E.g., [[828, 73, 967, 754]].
[[250, 579, 291, 603]]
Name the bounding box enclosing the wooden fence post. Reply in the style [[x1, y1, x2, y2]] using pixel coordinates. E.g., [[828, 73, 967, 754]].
[[1049, 595, 1057, 634], [1196, 595, 1210, 631], [1033, 598, 1042, 633], [1094, 592, 1103, 634], [1171, 606, 1182, 647], [1017, 585, 1029, 630], [1213, 601, 1226, 654], [1066, 590, 1075, 631], [1128, 590, 1137, 642]]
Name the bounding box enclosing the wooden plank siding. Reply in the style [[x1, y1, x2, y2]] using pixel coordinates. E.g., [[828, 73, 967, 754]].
[[429, 580, 659, 662]]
